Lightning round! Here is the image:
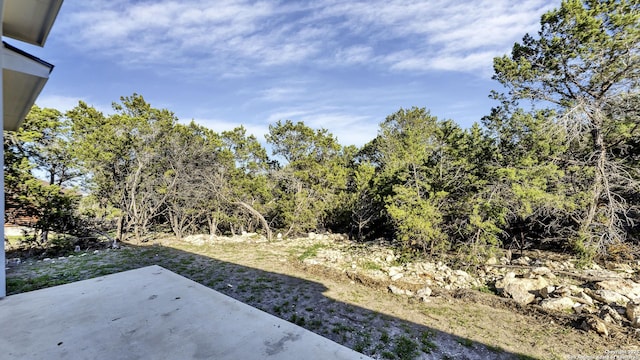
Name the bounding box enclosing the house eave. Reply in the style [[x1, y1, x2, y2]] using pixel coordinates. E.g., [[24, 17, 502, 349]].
[[2, 0, 64, 47]]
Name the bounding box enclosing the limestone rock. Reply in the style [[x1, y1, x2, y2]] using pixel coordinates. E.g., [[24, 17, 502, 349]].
[[390, 273, 404, 281], [388, 285, 413, 296], [626, 300, 640, 328], [540, 297, 575, 312], [503, 281, 538, 305], [512, 256, 531, 266], [495, 273, 549, 305], [599, 305, 623, 324], [530, 266, 554, 278], [595, 279, 640, 301], [388, 266, 403, 277], [586, 288, 630, 306], [582, 316, 609, 336], [572, 292, 594, 306], [416, 287, 432, 302]]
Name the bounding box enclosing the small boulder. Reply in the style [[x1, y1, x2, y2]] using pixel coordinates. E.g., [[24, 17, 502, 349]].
[[581, 316, 609, 336], [626, 300, 640, 328], [586, 288, 630, 306], [503, 281, 535, 305], [540, 297, 575, 312], [599, 305, 623, 324], [530, 266, 555, 279], [512, 256, 531, 266], [496, 273, 549, 306], [388, 266, 404, 281], [594, 279, 640, 301], [389, 284, 407, 296], [572, 292, 594, 306], [417, 287, 432, 302]]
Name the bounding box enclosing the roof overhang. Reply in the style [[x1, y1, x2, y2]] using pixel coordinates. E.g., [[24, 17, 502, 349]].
[[2, 0, 64, 47], [2, 42, 54, 131]]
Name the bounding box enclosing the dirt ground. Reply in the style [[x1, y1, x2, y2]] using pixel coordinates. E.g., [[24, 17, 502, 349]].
[[6, 236, 640, 359]]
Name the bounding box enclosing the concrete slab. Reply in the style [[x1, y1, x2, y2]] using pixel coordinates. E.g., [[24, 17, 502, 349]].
[[0, 265, 371, 359]]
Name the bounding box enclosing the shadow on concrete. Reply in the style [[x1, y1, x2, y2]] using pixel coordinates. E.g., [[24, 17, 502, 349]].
[[5, 241, 544, 359]]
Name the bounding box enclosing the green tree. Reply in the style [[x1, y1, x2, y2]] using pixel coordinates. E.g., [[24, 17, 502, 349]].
[[493, 0, 640, 255], [68, 94, 176, 243], [371, 108, 448, 253], [266, 120, 348, 236], [4, 106, 81, 244]]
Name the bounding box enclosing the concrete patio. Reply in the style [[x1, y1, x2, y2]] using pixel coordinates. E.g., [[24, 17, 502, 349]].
[[0, 265, 371, 359]]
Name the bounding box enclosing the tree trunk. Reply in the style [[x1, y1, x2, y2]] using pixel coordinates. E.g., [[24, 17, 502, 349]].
[[116, 216, 124, 242], [581, 123, 611, 248], [235, 201, 272, 241]]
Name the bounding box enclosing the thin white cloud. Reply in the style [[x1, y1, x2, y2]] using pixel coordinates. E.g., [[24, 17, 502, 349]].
[[36, 94, 113, 115], [189, 117, 270, 141], [56, 0, 558, 76]]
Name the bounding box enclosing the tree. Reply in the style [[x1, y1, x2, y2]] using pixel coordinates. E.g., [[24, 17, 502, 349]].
[[371, 108, 448, 253], [69, 94, 176, 243], [266, 120, 348, 236], [493, 0, 640, 255], [15, 106, 80, 187], [347, 161, 378, 240], [220, 126, 273, 239], [483, 100, 581, 253], [4, 106, 82, 243]]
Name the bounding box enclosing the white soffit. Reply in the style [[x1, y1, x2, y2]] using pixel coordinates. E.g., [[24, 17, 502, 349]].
[[2, 42, 54, 131], [3, 0, 64, 47]]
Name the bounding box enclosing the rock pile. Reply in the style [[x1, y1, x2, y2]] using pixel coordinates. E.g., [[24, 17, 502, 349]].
[[297, 237, 640, 336]]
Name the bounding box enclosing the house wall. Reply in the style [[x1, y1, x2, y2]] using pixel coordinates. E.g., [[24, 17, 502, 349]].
[[1, 0, 7, 298]]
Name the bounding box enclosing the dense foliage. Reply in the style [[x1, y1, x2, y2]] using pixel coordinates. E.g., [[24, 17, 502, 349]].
[[5, 0, 639, 261]]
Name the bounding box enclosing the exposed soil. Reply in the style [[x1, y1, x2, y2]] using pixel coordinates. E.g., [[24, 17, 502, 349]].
[[6, 235, 640, 359]]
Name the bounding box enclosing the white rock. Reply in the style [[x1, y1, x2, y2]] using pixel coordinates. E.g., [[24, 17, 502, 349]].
[[572, 292, 594, 306], [540, 297, 575, 311], [453, 269, 470, 279], [390, 273, 404, 281], [417, 287, 432, 297], [388, 266, 404, 277], [496, 274, 549, 306], [388, 285, 406, 296], [595, 279, 640, 301], [586, 289, 630, 306]]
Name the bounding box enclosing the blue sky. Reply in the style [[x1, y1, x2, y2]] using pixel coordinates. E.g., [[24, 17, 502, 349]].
[[20, 0, 558, 146]]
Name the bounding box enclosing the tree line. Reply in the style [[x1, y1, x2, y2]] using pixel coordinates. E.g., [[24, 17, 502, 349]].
[[5, 0, 639, 262]]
